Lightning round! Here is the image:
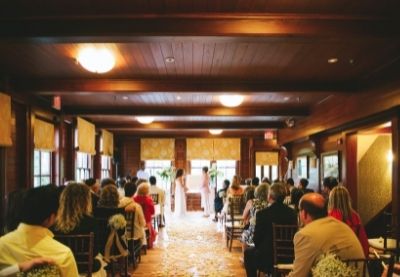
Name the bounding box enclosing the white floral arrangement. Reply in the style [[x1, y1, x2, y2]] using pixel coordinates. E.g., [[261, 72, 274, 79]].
[[17, 264, 60, 277], [108, 214, 127, 230], [312, 253, 359, 277]]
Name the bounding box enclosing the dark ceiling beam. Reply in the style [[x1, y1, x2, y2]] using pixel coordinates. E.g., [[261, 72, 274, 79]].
[[114, 130, 266, 138], [64, 106, 309, 117], [96, 121, 284, 129], [1, 14, 399, 42], [13, 79, 353, 94]]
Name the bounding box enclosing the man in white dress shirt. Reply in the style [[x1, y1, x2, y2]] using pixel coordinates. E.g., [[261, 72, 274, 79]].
[[136, 161, 149, 180], [149, 176, 166, 227]]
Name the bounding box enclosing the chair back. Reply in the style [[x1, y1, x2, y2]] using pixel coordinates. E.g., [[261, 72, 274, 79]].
[[228, 195, 244, 218], [344, 256, 394, 277], [55, 232, 94, 277], [272, 224, 298, 265], [150, 193, 159, 204], [125, 210, 135, 240], [94, 207, 125, 254]]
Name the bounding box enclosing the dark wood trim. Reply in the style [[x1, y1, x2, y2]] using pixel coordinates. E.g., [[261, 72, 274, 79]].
[[93, 133, 101, 180], [344, 132, 358, 209], [0, 148, 6, 235], [13, 79, 353, 94], [1, 14, 398, 41], [114, 130, 266, 138]]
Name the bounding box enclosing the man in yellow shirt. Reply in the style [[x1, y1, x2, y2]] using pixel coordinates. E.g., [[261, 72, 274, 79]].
[[0, 185, 78, 277]]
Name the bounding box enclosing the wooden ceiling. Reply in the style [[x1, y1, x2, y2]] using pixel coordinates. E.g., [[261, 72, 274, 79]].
[[1, 0, 400, 138]]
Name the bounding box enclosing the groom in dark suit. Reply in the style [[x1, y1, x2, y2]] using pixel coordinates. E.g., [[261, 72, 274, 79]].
[[244, 183, 297, 277]]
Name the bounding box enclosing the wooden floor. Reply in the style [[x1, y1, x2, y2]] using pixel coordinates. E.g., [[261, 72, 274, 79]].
[[131, 211, 246, 276]]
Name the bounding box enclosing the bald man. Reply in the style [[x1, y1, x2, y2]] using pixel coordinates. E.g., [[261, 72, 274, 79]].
[[289, 193, 364, 277]]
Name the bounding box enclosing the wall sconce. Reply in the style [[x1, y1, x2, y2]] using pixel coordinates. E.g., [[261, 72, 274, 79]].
[[285, 118, 295, 128]]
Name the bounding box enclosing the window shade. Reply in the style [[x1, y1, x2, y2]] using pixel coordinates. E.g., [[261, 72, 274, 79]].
[[213, 138, 241, 160], [101, 129, 114, 156], [141, 138, 175, 160], [77, 117, 96, 154], [34, 118, 55, 151], [0, 93, 12, 146], [256, 152, 279, 165], [186, 138, 214, 160]]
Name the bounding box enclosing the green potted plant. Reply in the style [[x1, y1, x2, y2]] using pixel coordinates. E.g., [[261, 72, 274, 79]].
[[209, 164, 223, 187]]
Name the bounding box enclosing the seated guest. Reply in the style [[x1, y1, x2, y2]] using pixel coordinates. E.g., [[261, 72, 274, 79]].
[[149, 176, 166, 227], [213, 179, 230, 222], [0, 185, 78, 277], [227, 175, 244, 197], [85, 178, 100, 210], [244, 183, 297, 277], [5, 189, 25, 233], [54, 182, 105, 274], [289, 187, 304, 213], [328, 185, 369, 257], [298, 178, 314, 194], [283, 178, 295, 205], [0, 257, 55, 276], [134, 183, 156, 249], [288, 193, 364, 277], [100, 177, 116, 188], [120, 182, 146, 245], [322, 176, 339, 199], [241, 184, 270, 254], [251, 177, 260, 187]]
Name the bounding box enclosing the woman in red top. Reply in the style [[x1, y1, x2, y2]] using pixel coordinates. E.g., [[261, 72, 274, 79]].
[[328, 185, 369, 257], [133, 182, 156, 248]]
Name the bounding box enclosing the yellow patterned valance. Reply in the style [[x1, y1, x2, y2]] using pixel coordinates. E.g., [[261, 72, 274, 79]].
[[213, 138, 241, 160], [256, 152, 279, 165], [141, 138, 175, 160], [0, 93, 12, 146], [101, 129, 114, 156], [34, 118, 55, 151], [186, 138, 214, 160], [77, 117, 95, 155]]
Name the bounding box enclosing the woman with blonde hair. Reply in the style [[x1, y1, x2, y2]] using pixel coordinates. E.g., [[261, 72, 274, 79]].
[[134, 182, 156, 249], [54, 182, 105, 274], [328, 185, 369, 257], [228, 175, 244, 196]]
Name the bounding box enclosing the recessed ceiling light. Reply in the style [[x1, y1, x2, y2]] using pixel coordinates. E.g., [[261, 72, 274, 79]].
[[122, 96, 129, 100], [77, 47, 115, 73], [283, 96, 290, 101], [165, 57, 175, 63], [136, 116, 154, 124], [176, 96, 181, 100], [209, 129, 223, 135], [219, 94, 244, 107], [328, 58, 338, 64]]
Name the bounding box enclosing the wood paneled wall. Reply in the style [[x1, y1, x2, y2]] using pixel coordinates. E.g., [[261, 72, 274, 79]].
[[117, 137, 140, 178]]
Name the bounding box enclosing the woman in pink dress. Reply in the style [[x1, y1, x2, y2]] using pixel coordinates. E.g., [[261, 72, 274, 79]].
[[328, 185, 369, 257]]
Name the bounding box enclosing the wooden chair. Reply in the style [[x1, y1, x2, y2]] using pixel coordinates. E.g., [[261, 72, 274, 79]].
[[344, 256, 394, 277], [272, 224, 298, 277], [150, 193, 161, 230], [225, 195, 244, 252], [125, 210, 142, 268], [54, 232, 94, 277]]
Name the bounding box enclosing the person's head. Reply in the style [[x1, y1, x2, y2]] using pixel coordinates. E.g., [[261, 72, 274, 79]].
[[328, 185, 353, 222], [85, 178, 100, 193], [136, 178, 147, 187], [137, 182, 150, 196], [131, 176, 138, 185], [176, 168, 184, 179], [255, 183, 270, 202], [252, 177, 260, 187], [139, 161, 145, 170], [286, 178, 294, 187], [55, 182, 91, 233], [268, 183, 287, 204], [231, 175, 241, 189], [6, 189, 26, 232], [124, 182, 137, 197], [299, 178, 309, 189], [298, 193, 327, 225], [21, 185, 59, 228], [223, 179, 230, 190], [244, 188, 255, 203], [245, 178, 252, 186], [98, 185, 119, 208], [202, 166, 208, 174], [261, 177, 271, 185], [323, 176, 339, 194], [149, 176, 157, 186], [101, 177, 116, 188], [290, 187, 304, 211]]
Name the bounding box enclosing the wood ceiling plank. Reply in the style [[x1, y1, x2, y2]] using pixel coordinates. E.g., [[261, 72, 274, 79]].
[[210, 42, 227, 76], [201, 42, 216, 76], [160, 42, 177, 76], [149, 42, 168, 75], [182, 40, 193, 75], [172, 41, 185, 75], [192, 41, 204, 75]]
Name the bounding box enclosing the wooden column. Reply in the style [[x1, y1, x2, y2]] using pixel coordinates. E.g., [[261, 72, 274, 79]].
[[344, 132, 358, 209], [93, 133, 101, 180]]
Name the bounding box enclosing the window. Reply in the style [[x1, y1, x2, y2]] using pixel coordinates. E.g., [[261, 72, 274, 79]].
[[34, 150, 51, 187], [190, 160, 210, 176], [76, 152, 92, 182], [297, 156, 308, 179], [145, 160, 172, 178], [255, 165, 278, 182], [101, 155, 111, 179], [215, 160, 236, 189]]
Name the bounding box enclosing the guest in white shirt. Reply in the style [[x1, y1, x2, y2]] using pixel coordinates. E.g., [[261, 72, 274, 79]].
[[136, 161, 150, 180], [149, 176, 166, 227]]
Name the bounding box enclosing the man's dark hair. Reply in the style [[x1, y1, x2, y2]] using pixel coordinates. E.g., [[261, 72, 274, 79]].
[[299, 198, 327, 220], [269, 183, 287, 203], [323, 176, 338, 191], [223, 179, 230, 189], [299, 178, 309, 188], [124, 182, 137, 197], [202, 166, 208, 173], [261, 177, 271, 184], [252, 177, 260, 187], [85, 178, 96, 187], [149, 176, 157, 186], [286, 178, 294, 186], [290, 188, 304, 210], [21, 185, 59, 225], [101, 178, 116, 188]]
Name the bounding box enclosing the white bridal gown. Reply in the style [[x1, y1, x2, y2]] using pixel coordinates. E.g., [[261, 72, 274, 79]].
[[174, 178, 187, 217]]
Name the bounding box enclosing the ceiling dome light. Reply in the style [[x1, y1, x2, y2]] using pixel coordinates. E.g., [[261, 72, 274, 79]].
[[209, 129, 223, 135], [136, 116, 154, 124], [77, 47, 115, 73], [219, 94, 244, 107]]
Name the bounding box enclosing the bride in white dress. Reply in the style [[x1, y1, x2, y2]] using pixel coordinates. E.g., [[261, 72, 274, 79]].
[[174, 168, 188, 217]]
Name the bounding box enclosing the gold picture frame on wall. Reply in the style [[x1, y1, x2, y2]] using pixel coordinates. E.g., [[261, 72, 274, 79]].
[[321, 151, 340, 181]]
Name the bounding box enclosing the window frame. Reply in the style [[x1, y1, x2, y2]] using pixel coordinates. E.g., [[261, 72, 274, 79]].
[[33, 150, 52, 187]]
